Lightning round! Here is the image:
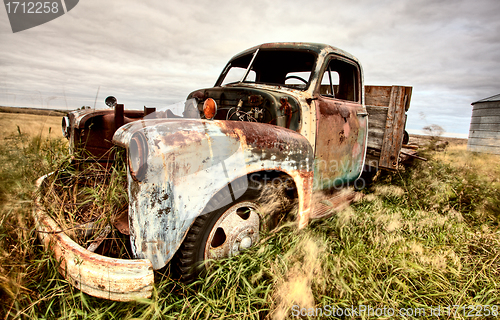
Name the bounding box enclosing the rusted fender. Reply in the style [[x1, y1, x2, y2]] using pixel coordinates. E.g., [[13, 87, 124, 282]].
[[112, 119, 314, 270], [33, 174, 154, 302], [65, 108, 144, 130]]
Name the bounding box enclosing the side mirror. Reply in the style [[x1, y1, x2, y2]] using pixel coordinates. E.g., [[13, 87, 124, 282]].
[[105, 96, 117, 108]]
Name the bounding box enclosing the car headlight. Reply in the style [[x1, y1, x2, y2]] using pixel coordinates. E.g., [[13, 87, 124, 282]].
[[61, 116, 70, 139], [129, 132, 148, 181]]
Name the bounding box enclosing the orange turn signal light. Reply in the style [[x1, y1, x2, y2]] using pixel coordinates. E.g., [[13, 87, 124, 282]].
[[203, 98, 217, 119]]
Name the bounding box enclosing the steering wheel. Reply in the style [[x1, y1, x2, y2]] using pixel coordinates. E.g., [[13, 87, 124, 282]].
[[284, 75, 308, 84]]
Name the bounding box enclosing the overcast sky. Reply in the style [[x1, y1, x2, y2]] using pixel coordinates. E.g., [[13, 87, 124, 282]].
[[1, 0, 499, 137]]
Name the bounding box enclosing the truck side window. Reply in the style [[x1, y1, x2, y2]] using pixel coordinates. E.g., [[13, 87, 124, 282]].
[[320, 70, 339, 97], [320, 58, 359, 102]]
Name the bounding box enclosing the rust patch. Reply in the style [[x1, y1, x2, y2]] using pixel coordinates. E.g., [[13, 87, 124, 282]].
[[69, 106, 146, 162], [158, 207, 171, 216], [339, 129, 346, 143], [314, 96, 367, 188], [217, 120, 307, 153], [280, 97, 292, 128], [160, 130, 205, 148], [113, 210, 130, 235]]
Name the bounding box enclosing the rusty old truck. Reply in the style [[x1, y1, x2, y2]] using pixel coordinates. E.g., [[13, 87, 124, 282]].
[[34, 42, 413, 301]]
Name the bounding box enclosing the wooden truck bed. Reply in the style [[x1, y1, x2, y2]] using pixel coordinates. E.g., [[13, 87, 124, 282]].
[[364, 85, 413, 171]]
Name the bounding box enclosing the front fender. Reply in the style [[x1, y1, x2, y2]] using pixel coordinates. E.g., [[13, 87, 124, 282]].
[[113, 119, 314, 269]]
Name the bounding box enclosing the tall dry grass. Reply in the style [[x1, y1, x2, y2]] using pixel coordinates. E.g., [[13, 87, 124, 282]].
[[0, 115, 69, 318]]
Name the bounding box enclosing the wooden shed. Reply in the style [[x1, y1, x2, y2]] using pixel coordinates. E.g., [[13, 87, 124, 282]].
[[467, 94, 500, 154]]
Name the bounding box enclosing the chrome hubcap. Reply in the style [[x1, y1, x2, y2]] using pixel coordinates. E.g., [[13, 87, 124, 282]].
[[204, 201, 260, 261]]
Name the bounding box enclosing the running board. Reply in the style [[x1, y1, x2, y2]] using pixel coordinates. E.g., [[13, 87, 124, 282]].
[[310, 189, 362, 220]]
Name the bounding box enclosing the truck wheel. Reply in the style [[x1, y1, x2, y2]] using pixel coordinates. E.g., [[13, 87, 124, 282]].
[[402, 130, 409, 145], [173, 178, 263, 283], [355, 164, 378, 190]]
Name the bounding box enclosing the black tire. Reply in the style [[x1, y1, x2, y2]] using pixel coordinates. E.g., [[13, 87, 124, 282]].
[[402, 130, 409, 145], [172, 176, 263, 283], [355, 164, 378, 190]]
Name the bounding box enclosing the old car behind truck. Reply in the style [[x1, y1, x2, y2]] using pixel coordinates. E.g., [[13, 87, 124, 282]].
[[34, 42, 412, 300]]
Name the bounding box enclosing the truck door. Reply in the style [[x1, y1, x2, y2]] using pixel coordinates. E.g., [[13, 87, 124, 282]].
[[313, 56, 368, 190]]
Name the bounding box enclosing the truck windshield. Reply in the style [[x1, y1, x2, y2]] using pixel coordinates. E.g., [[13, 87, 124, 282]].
[[218, 49, 317, 90]]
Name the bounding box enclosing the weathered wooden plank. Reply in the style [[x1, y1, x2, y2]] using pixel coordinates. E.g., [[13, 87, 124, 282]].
[[367, 126, 385, 135], [367, 130, 386, 148], [366, 105, 388, 150], [365, 86, 412, 111], [403, 87, 412, 111], [365, 148, 381, 168], [367, 137, 384, 149], [367, 127, 386, 140], [368, 127, 386, 136], [379, 86, 406, 170], [366, 106, 389, 126], [364, 86, 411, 169], [365, 86, 392, 107], [367, 128, 385, 149]]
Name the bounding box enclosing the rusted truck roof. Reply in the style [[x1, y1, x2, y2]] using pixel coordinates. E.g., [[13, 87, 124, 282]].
[[228, 42, 360, 64]]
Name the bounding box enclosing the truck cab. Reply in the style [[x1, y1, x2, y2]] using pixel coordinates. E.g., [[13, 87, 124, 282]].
[[185, 43, 369, 190]]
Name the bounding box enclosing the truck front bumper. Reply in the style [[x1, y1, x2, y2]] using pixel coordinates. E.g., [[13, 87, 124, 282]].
[[33, 174, 154, 301]]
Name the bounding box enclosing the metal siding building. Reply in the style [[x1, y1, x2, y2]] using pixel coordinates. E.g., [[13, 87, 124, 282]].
[[467, 94, 500, 154]]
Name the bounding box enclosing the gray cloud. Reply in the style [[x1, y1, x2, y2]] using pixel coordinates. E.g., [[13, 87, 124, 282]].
[[0, 0, 499, 135]]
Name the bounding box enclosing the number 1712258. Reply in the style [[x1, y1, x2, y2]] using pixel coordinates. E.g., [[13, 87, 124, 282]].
[[5, 2, 59, 14]]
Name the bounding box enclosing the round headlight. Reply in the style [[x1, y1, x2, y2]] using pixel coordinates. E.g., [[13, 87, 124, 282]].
[[129, 132, 148, 181], [61, 116, 70, 139]]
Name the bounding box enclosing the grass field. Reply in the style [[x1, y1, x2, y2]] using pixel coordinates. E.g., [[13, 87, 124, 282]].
[[0, 110, 499, 319], [0, 112, 65, 141]]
